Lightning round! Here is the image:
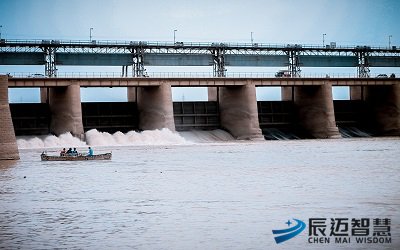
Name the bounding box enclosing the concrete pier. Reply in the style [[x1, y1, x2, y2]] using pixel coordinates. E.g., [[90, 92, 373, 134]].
[[0, 76, 20, 160], [137, 83, 175, 131], [127, 87, 136, 102], [219, 83, 264, 140], [40, 88, 48, 103], [365, 84, 400, 135], [49, 84, 84, 138], [208, 87, 218, 101], [294, 83, 341, 139], [350, 86, 363, 100], [281, 86, 294, 101]]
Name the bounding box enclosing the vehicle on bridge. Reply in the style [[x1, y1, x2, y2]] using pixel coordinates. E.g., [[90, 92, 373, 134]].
[[28, 73, 46, 78], [275, 70, 291, 77], [376, 74, 388, 78]]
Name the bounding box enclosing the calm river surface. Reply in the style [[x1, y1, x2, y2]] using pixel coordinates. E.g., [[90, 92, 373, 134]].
[[1, 137, 399, 249]]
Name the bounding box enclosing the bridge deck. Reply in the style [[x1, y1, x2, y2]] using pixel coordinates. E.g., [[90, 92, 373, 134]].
[[6, 77, 400, 87]]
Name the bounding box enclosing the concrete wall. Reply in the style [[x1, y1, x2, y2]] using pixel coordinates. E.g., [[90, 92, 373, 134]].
[[365, 84, 400, 135], [49, 84, 84, 138], [0, 76, 19, 160], [137, 83, 175, 131], [294, 83, 341, 139], [219, 82, 264, 140]]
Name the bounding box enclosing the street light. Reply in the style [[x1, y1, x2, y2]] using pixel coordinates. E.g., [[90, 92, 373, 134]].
[[174, 29, 177, 44], [251, 32, 253, 44], [323, 33, 326, 47], [0, 25, 2, 40], [90, 28, 93, 42], [389, 35, 392, 48]]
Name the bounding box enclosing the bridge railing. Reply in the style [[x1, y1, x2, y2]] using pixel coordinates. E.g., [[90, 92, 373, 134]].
[[4, 71, 393, 78], [1, 39, 398, 50]]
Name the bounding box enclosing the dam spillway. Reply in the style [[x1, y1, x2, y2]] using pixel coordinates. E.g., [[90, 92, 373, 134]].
[[1, 76, 400, 159]]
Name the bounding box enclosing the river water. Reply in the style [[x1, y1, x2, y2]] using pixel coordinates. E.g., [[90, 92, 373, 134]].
[[1, 131, 399, 249]]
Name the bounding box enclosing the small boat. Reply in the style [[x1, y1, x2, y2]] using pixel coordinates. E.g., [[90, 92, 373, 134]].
[[41, 152, 112, 161]]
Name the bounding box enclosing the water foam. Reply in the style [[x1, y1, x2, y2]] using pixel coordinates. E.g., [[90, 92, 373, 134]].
[[16, 128, 238, 149], [17, 133, 87, 149], [16, 128, 188, 149], [85, 128, 187, 146]]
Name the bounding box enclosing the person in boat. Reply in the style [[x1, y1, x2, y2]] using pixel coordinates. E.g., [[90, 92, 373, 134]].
[[87, 147, 94, 156], [72, 148, 78, 156], [60, 148, 66, 156], [66, 148, 73, 155]]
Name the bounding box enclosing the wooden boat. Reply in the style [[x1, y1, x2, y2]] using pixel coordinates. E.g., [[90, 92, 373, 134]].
[[41, 152, 112, 161]]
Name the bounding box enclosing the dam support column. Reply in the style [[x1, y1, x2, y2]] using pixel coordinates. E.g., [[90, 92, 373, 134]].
[[0, 76, 19, 160], [40, 88, 49, 103], [137, 83, 175, 131], [281, 86, 294, 101], [49, 84, 84, 138], [350, 86, 363, 100], [219, 82, 263, 140], [365, 84, 400, 135], [127, 87, 136, 102], [294, 83, 341, 139], [208, 87, 218, 101]]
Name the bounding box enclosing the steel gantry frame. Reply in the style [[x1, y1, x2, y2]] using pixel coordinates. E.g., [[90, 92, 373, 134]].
[[213, 47, 226, 77], [357, 51, 370, 78], [1, 40, 399, 77], [133, 47, 145, 77], [44, 46, 57, 77], [288, 50, 301, 77]]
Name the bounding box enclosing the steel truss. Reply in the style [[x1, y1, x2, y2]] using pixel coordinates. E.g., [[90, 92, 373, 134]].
[[1, 40, 399, 78]]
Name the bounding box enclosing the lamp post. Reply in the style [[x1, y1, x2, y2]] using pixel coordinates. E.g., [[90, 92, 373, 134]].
[[0, 25, 2, 40], [174, 29, 177, 44], [323, 33, 326, 47], [389, 35, 392, 48], [251, 32, 253, 44], [90, 28, 93, 42]]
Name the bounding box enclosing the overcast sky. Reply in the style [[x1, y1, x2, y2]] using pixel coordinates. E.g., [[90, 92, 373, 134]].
[[1, 0, 399, 102], [1, 0, 399, 44]]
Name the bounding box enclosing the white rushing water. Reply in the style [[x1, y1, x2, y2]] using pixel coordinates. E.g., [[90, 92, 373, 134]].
[[3, 131, 400, 249], [85, 128, 188, 146], [16, 129, 188, 149], [16, 129, 237, 150], [16, 132, 87, 149]]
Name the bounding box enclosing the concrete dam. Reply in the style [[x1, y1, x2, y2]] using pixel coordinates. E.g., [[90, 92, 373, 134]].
[[1, 39, 400, 159], [1, 75, 400, 160]]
